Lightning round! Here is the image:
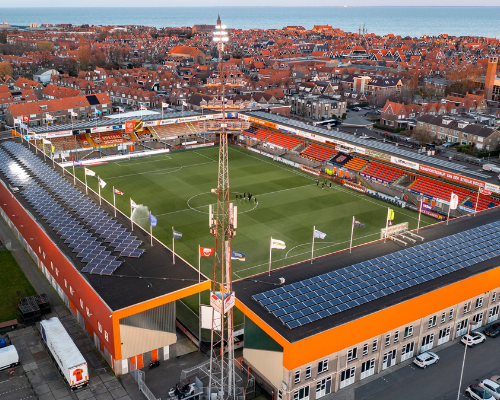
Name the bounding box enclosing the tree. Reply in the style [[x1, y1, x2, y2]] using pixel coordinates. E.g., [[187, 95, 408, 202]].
[[412, 126, 436, 145], [0, 29, 7, 44], [78, 45, 92, 70], [446, 65, 481, 96], [37, 41, 54, 52], [0, 61, 13, 79]]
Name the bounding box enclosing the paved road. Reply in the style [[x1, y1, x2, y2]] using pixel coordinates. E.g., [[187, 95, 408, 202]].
[[352, 335, 500, 400]]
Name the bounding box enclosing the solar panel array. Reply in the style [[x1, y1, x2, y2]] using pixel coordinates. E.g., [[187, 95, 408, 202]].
[[1, 142, 145, 275], [28, 110, 199, 134], [253, 222, 500, 329], [248, 111, 491, 180]]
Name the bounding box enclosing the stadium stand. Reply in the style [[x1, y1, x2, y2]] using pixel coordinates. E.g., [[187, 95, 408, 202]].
[[300, 144, 337, 162], [244, 126, 258, 134], [462, 194, 500, 211], [264, 132, 301, 150], [329, 153, 352, 166], [344, 157, 369, 171], [360, 162, 404, 184], [247, 128, 272, 141], [408, 176, 470, 203], [154, 123, 191, 139], [135, 128, 154, 141]]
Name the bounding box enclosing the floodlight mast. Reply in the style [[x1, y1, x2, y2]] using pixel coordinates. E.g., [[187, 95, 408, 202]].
[[208, 15, 237, 400]]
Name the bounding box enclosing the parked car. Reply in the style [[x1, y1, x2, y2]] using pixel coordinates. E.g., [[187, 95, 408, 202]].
[[0, 338, 6, 348], [413, 351, 440, 368], [479, 379, 500, 399], [491, 376, 500, 385], [466, 385, 494, 400], [484, 323, 500, 338], [461, 331, 486, 346]]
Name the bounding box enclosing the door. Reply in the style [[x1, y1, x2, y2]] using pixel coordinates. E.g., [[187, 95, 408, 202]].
[[456, 319, 468, 337], [382, 349, 396, 370], [360, 359, 375, 379], [315, 377, 331, 398], [438, 326, 451, 345], [471, 313, 483, 330], [488, 305, 499, 323], [340, 367, 355, 389], [421, 334, 434, 353], [401, 342, 414, 361], [130, 356, 137, 372]]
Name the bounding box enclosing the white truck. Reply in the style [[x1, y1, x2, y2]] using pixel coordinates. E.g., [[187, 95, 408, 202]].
[[483, 163, 500, 173], [0, 345, 19, 370], [40, 317, 89, 389]]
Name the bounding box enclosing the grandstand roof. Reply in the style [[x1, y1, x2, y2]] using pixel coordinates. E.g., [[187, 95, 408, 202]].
[[0, 149, 209, 311], [233, 207, 500, 343], [27, 110, 201, 134]]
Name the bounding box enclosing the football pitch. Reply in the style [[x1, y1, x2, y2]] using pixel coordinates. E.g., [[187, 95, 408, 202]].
[[71, 144, 436, 282]]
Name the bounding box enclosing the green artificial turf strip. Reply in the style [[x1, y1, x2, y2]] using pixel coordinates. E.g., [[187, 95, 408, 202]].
[[0, 248, 37, 322]]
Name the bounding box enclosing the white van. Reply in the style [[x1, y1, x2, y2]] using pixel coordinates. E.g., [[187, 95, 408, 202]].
[[0, 345, 19, 370]]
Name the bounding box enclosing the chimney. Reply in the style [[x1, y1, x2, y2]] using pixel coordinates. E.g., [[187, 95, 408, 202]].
[[485, 56, 498, 101]]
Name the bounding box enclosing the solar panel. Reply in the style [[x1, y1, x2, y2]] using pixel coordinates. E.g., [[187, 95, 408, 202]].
[[253, 220, 500, 329]]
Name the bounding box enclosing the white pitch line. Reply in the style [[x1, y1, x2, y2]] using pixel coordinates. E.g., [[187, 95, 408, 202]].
[[116, 155, 172, 166], [105, 160, 216, 179], [194, 151, 216, 161]]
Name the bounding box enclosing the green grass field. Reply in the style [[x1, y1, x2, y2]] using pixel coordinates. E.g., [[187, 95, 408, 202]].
[[0, 247, 37, 322], [71, 145, 435, 280]]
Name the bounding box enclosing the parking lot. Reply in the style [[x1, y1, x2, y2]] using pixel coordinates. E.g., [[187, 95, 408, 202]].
[[326, 330, 500, 400]]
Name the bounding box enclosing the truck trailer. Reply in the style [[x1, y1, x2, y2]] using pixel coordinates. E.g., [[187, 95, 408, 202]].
[[40, 317, 89, 389]]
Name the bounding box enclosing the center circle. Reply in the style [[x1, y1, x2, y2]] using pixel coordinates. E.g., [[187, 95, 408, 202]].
[[187, 192, 259, 214]]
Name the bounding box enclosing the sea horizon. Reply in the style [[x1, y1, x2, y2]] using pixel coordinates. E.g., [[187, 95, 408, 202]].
[[2, 6, 500, 37]]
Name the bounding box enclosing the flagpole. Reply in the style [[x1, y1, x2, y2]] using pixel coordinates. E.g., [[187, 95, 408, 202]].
[[417, 197, 422, 233], [50, 137, 54, 168], [268, 237, 272, 276], [447, 193, 452, 226], [130, 198, 133, 230], [474, 188, 480, 217], [150, 211, 153, 247], [113, 186, 116, 217], [198, 244, 201, 351], [311, 226, 315, 264], [73, 162, 76, 185], [85, 170, 88, 194], [172, 226, 175, 265], [384, 207, 390, 243], [98, 176, 101, 205], [350, 216, 355, 253]]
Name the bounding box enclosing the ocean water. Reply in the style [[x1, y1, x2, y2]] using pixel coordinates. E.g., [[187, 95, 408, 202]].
[[1, 7, 500, 37]]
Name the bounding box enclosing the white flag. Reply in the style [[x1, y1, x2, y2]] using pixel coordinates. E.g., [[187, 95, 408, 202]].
[[98, 177, 107, 188], [14, 118, 22, 125], [182, 101, 188, 106], [85, 168, 96, 176], [130, 199, 138, 209], [162, 102, 169, 108], [450, 193, 459, 210], [270, 238, 286, 249], [71, 111, 78, 117], [42, 138, 51, 144]]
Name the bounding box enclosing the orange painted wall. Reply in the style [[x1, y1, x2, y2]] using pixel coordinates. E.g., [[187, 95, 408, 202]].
[[0, 180, 117, 358], [237, 266, 500, 371]]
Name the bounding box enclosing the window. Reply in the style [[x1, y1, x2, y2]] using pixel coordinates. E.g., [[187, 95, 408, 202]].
[[104, 331, 109, 342], [476, 297, 483, 309], [55, 268, 59, 277], [428, 316, 437, 328], [318, 359, 328, 374], [449, 308, 454, 320], [86, 307, 90, 317], [294, 371, 300, 384], [363, 343, 368, 356], [372, 339, 378, 352], [80, 299, 83, 308], [404, 325, 413, 338], [64, 279, 67, 288], [278, 391, 283, 400], [98, 322, 102, 333], [340, 367, 356, 388], [464, 302, 471, 314], [347, 347, 357, 362], [293, 386, 309, 400], [394, 331, 399, 343], [305, 366, 311, 379], [385, 334, 391, 347], [493, 292, 497, 302], [441, 312, 446, 323], [70, 286, 74, 295]]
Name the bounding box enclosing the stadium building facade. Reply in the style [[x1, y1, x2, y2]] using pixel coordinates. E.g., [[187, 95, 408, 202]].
[[234, 209, 500, 398]]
